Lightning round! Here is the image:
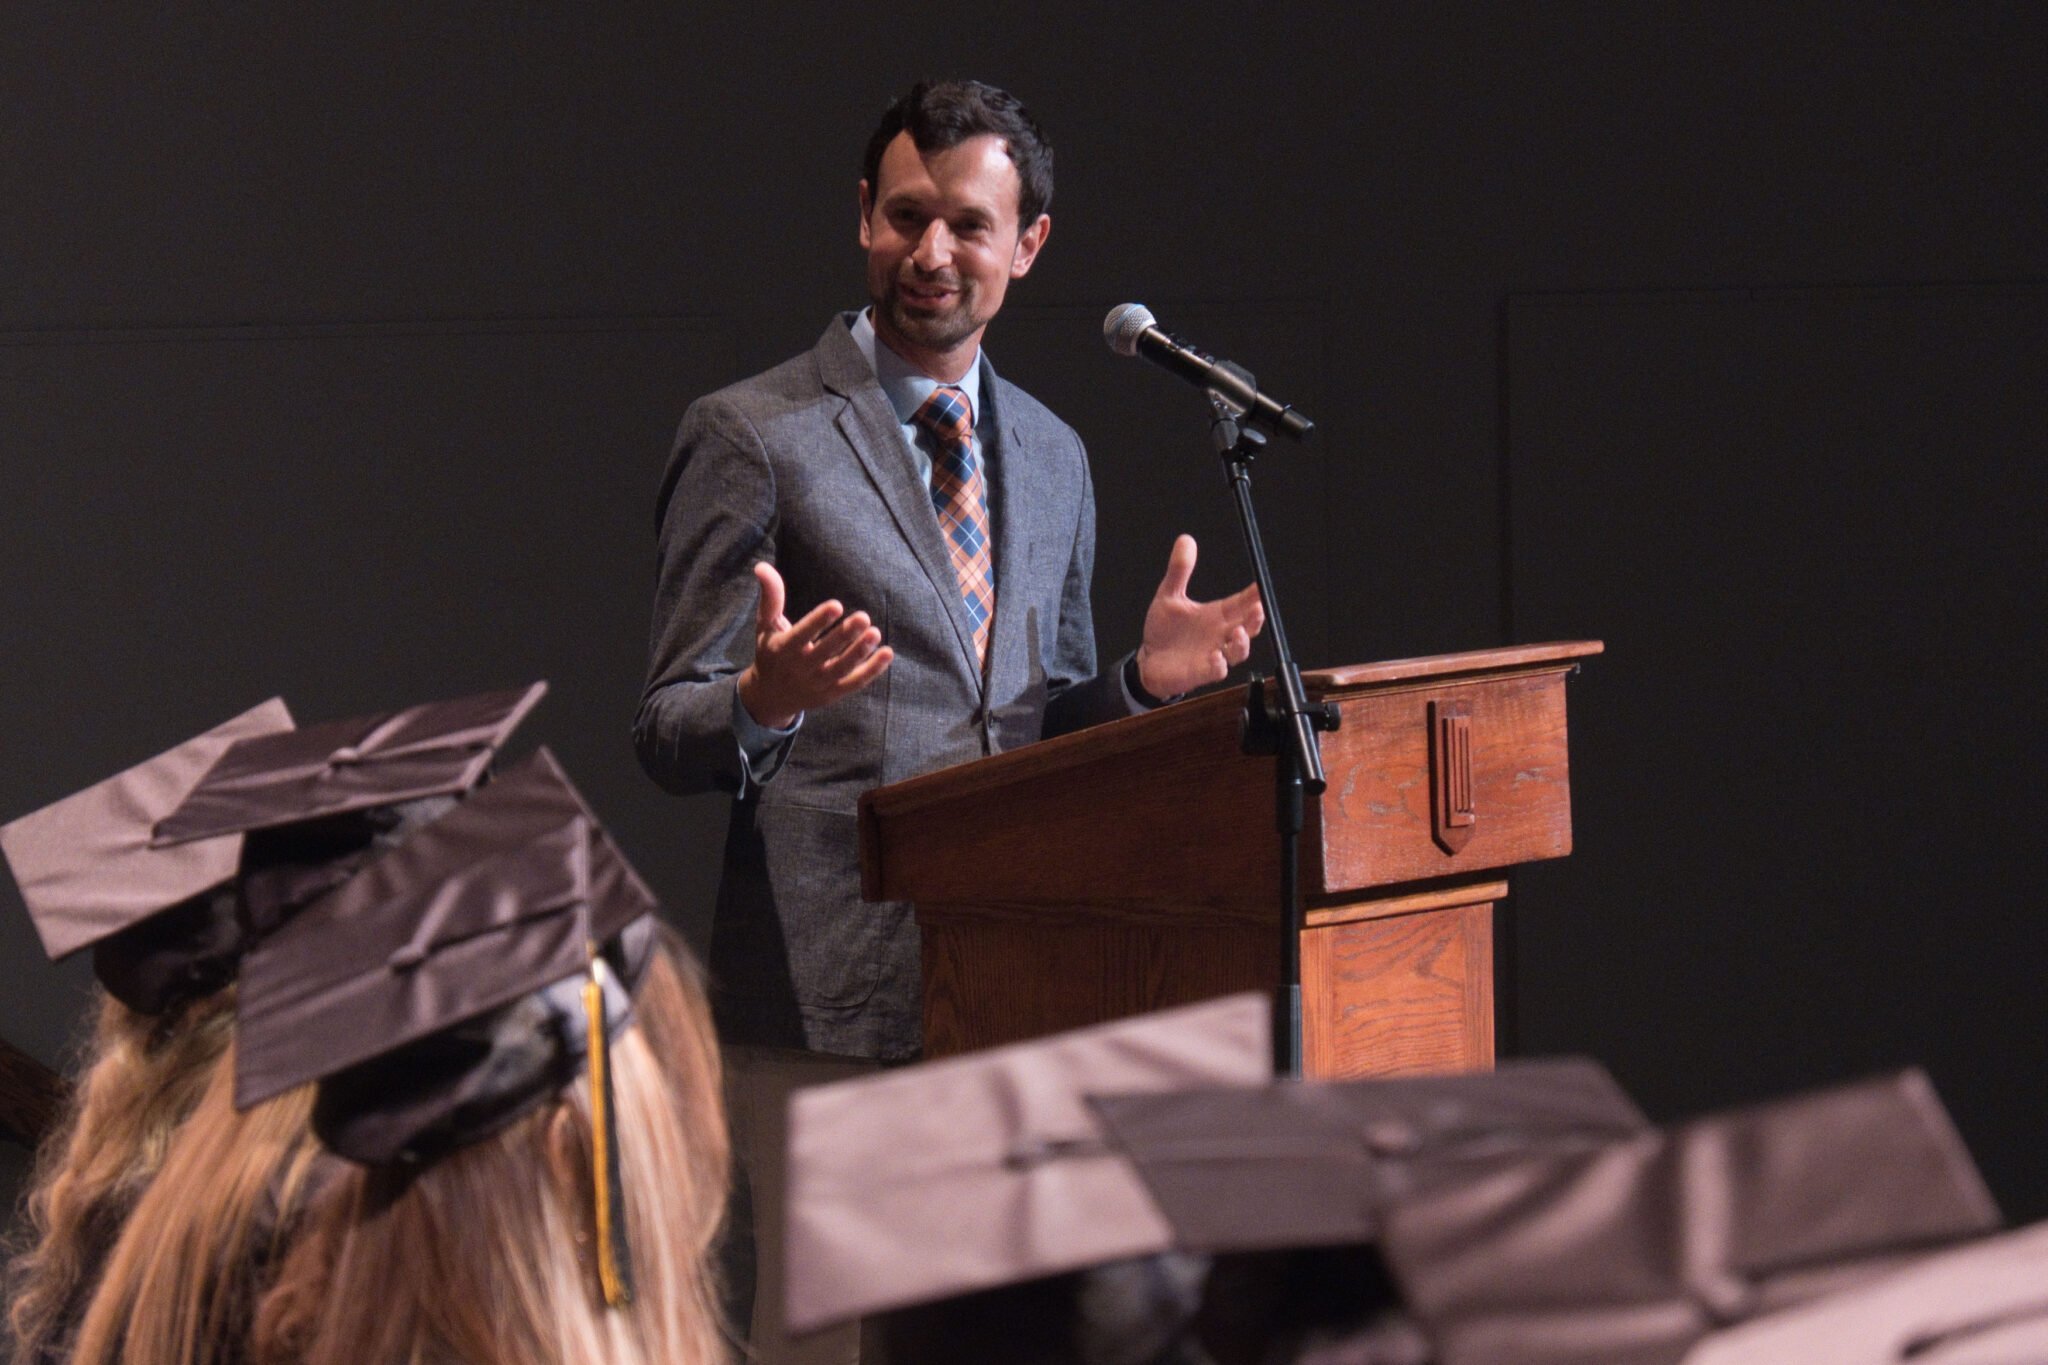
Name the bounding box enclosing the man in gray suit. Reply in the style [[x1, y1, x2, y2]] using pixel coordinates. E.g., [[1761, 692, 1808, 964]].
[[637, 79, 1261, 1063], [635, 79, 1262, 1356]]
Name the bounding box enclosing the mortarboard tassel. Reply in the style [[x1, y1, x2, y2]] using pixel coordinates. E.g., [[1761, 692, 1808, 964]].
[[584, 949, 636, 1308]]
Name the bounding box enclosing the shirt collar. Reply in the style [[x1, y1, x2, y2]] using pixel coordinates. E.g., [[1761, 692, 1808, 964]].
[[849, 308, 986, 431]]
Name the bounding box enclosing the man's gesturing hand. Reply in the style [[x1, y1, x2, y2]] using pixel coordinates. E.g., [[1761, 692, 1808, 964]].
[[1135, 534, 1265, 700], [736, 562, 894, 730]]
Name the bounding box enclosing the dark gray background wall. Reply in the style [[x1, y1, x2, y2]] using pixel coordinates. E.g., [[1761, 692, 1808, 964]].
[[4, 3, 2044, 1222]]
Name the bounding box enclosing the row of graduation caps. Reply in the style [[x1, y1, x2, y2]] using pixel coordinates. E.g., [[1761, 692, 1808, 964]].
[[5, 682, 2044, 1363]]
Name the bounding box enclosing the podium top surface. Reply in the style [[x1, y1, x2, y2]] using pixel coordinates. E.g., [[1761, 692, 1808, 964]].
[[1305, 640, 1604, 691]]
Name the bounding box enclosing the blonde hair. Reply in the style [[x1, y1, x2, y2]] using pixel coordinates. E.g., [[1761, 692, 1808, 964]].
[[6, 989, 237, 1365], [250, 937, 731, 1365], [64, 1039, 322, 1365]]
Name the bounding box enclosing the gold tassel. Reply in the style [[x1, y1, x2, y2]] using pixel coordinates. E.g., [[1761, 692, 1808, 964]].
[[585, 952, 634, 1307]]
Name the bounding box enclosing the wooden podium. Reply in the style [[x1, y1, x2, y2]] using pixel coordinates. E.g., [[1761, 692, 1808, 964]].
[[858, 642, 1601, 1079]]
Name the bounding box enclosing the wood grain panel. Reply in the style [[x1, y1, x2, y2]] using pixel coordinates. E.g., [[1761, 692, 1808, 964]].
[[1301, 903, 1494, 1079], [874, 646, 1589, 1071], [866, 690, 1280, 908], [922, 918, 1276, 1058], [1313, 669, 1576, 893], [862, 643, 1599, 911]]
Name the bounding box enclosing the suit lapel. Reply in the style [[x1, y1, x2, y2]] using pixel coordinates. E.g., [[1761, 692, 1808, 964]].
[[813, 320, 983, 682]]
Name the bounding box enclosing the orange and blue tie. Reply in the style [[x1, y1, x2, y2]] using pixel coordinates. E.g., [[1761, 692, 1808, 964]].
[[913, 385, 994, 668]]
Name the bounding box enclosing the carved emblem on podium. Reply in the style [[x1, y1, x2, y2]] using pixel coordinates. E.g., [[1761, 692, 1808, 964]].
[[1430, 699, 1476, 854]]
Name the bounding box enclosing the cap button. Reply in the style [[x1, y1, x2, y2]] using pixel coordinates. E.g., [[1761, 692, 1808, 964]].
[[1692, 1272, 1760, 1325], [387, 943, 428, 971], [1361, 1120, 1422, 1156]]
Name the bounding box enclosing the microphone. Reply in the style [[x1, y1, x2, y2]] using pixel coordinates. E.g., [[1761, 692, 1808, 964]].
[[1103, 304, 1314, 440]]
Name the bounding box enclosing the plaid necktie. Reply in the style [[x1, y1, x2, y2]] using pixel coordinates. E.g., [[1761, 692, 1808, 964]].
[[912, 384, 995, 668]]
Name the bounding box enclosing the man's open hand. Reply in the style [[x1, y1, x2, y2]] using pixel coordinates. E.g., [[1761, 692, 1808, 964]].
[[736, 562, 893, 729], [1135, 534, 1264, 700]]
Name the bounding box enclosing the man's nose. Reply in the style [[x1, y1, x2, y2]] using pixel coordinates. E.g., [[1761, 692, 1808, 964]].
[[911, 219, 954, 270]]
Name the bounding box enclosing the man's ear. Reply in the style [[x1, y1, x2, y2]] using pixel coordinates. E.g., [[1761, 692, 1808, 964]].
[[1010, 213, 1051, 279], [858, 179, 874, 250]]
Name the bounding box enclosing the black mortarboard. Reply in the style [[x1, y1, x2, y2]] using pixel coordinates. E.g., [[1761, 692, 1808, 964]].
[[233, 744, 653, 1111], [1374, 1070, 2001, 1365], [782, 992, 1274, 1336], [234, 746, 658, 1308], [1090, 1058, 1649, 1256], [6, 684, 550, 1015], [1679, 1218, 2048, 1365], [1, 699, 295, 963], [152, 681, 547, 845], [1032, 1061, 1646, 1364]]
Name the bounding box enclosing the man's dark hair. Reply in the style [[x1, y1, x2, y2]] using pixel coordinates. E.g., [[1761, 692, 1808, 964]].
[[862, 79, 1054, 225]]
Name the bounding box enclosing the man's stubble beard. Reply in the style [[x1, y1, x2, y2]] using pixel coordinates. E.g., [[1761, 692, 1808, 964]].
[[875, 278, 987, 356]]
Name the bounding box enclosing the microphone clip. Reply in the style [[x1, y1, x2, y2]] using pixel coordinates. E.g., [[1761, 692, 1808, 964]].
[[1209, 385, 1267, 464]]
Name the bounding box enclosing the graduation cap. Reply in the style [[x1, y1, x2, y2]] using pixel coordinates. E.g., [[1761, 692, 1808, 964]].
[[153, 680, 547, 846], [2, 698, 294, 965], [192, 682, 548, 946], [1679, 1218, 2048, 1365], [234, 746, 658, 1308], [1372, 1070, 2002, 1365], [3, 683, 548, 1014], [1035, 1062, 1646, 1365], [2, 699, 306, 1012], [782, 992, 1274, 1337], [1089, 1058, 1649, 1257]]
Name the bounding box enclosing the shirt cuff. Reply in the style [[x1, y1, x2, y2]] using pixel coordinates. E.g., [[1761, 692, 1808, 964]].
[[732, 688, 801, 794], [1122, 652, 1182, 711]]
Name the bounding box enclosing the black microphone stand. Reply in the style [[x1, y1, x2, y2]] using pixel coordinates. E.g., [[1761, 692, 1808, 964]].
[[1204, 381, 1339, 1078]]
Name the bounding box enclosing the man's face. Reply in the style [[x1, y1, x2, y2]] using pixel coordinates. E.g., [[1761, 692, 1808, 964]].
[[859, 130, 1050, 377]]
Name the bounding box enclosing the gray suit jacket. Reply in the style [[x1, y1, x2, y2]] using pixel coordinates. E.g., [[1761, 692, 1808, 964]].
[[636, 316, 1130, 1060]]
